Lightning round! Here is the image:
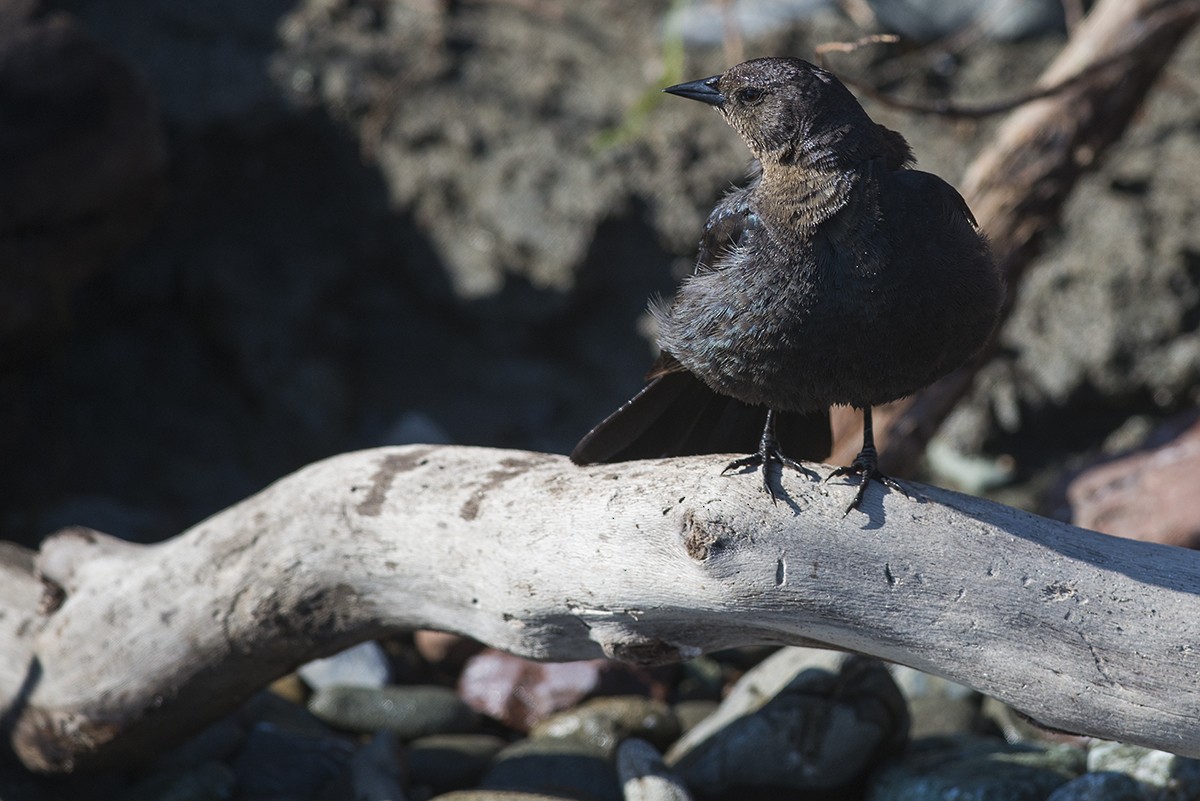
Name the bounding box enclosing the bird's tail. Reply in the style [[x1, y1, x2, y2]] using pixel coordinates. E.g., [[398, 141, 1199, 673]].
[[570, 371, 831, 465]]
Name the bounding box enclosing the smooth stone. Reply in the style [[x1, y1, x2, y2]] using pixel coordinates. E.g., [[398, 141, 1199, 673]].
[[529, 696, 680, 755], [229, 723, 356, 801], [617, 738, 694, 801], [668, 648, 908, 793], [458, 649, 666, 731], [151, 719, 245, 773], [908, 696, 985, 739], [1087, 741, 1200, 796], [309, 684, 479, 738], [268, 673, 309, 705], [316, 732, 406, 801], [480, 737, 620, 801], [408, 734, 508, 794], [674, 656, 725, 701], [299, 641, 393, 691], [672, 700, 718, 736], [868, 737, 1085, 801], [429, 792, 580, 800], [124, 762, 237, 801], [1045, 771, 1141, 801], [240, 690, 334, 737]]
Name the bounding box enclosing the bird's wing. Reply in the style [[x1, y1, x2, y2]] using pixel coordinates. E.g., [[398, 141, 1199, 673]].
[[695, 183, 762, 274], [893, 169, 979, 228]]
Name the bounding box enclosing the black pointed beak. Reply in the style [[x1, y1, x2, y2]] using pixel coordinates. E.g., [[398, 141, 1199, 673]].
[[663, 75, 724, 107]]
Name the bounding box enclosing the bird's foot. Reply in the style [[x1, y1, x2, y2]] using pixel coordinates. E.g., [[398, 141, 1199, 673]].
[[826, 448, 907, 515], [723, 445, 819, 504]]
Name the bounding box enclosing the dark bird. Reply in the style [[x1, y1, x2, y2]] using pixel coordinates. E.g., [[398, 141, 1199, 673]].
[[572, 57, 1003, 512]]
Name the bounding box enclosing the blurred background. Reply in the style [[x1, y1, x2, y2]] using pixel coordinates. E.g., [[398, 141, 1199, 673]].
[[1, 0, 1197, 548]]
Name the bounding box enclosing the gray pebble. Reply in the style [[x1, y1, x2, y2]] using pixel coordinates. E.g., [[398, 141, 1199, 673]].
[[617, 738, 694, 801], [1088, 741, 1200, 800], [668, 649, 908, 793], [480, 737, 620, 801], [308, 685, 479, 739], [299, 641, 392, 691], [530, 696, 680, 755], [868, 737, 1085, 801], [408, 734, 508, 794], [1046, 771, 1141, 801], [230, 723, 356, 801], [428, 792, 583, 800], [672, 700, 718, 736], [341, 733, 407, 801], [125, 762, 236, 801]]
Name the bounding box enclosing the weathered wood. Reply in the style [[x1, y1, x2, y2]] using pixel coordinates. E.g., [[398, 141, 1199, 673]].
[[2, 444, 1199, 771]]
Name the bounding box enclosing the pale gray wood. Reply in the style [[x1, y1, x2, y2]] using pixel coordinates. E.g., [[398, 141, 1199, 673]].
[[2, 444, 1198, 771]]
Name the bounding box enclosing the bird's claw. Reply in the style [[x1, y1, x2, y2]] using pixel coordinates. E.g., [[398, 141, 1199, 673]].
[[826, 460, 907, 516], [724, 448, 818, 504]]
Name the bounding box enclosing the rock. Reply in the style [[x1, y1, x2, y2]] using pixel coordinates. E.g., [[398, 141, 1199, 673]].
[[316, 732, 406, 801], [867, 737, 1085, 801], [1045, 771, 1141, 801], [1087, 741, 1200, 800], [267, 673, 309, 705], [529, 696, 680, 756], [124, 762, 237, 801], [229, 723, 356, 801], [672, 700, 719, 736], [407, 733, 508, 795], [428, 792, 578, 801], [309, 685, 479, 739], [458, 649, 667, 731], [1064, 410, 1200, 548], [479, 737, 620, 801], [891, 666, 984, 739], [617, 738, 694, 801], [667, 648, 908, 793], [299, 641, 393, 691], [239, 691, 332, 737], [150, 718, 246, 774], [673, 656, 726, 702]]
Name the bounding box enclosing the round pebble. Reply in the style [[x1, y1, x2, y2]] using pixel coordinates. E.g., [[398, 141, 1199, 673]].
[[308, 685, 479, 739]]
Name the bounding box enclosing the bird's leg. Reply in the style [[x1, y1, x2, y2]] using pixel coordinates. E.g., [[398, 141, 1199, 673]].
[[826, 406, 907, 514], [723, 409, 819, 503]]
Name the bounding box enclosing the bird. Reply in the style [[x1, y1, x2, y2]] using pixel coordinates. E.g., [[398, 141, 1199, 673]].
[[571, 57, 1003, 512]]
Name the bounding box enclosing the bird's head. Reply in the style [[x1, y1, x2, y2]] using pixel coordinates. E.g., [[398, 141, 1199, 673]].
[[665, 57, 903, 169]]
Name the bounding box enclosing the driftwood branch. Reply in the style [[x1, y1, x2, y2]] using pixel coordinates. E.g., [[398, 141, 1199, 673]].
[[2, 445, 1199, 772], [831, 0, 1200, 470]]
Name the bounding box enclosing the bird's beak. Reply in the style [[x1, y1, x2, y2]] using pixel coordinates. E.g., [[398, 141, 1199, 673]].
[[663, 75, 724, 107]]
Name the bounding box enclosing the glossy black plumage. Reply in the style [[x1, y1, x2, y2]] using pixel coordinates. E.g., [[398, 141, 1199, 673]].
[[573, 57, 1003, 510]]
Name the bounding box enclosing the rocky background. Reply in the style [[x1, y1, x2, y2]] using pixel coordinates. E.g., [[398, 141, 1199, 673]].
[[1, 0, 1199, 796]]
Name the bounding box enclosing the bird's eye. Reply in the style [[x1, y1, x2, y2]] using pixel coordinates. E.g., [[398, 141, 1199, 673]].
[[736, 87, 765, 104]]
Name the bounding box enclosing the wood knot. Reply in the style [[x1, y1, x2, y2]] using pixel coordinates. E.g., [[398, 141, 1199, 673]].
[[681, 510, 737, 561]]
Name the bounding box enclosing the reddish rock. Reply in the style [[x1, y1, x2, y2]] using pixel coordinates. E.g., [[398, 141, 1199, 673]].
[[1066, 411, 1200, 548], [457, 649, 670, 732]]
